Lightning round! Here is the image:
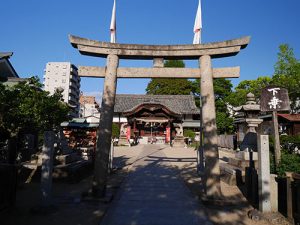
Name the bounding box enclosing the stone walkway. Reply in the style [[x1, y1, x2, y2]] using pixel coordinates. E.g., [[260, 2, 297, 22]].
[[101, 144, 212, 225]]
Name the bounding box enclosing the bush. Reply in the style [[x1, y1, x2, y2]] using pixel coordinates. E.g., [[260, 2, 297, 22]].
[[269, 135, 300, 176], [280, 135, 300, 144], [112, 123, 120, 138], [189, 141, 200, 149], [270, 151, 276, 174], [276, 150, 300, 177], [183, 129, 195, 139], [280, 135, 300, 154]]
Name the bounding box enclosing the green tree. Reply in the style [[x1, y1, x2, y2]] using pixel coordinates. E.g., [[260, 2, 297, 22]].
[[272, 44, 300, 112], [0, 77, 69, 140], [226, 76, 272, 107], [146, 60, 195, 95], [214, 79, 234, 134], [193, 78, 234, 134]]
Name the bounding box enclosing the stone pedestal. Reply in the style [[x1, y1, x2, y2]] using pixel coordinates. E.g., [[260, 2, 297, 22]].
[[118, 135, 129, 146], [235, 151, 258, 169], [173, 136, 185, 147]]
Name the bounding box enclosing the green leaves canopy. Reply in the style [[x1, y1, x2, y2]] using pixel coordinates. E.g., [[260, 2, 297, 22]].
[[272, 44, 300, 112], [0, 77, 69, 139], [146, 60, 196, 95]]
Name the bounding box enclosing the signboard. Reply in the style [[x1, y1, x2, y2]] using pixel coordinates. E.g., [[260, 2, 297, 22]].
[[126, 126, 131, 140], [166, 127, 171, 143], [260, 86, 290, 112]]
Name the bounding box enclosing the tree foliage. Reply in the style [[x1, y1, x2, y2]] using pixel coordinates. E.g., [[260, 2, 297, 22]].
[[0, 77, 69, 140], [227, 44, 300, 112], [193, 78, 234, 134], [213, 79, 234, 134], [146, 60, 196, 95], [272, 44, 300, 112], [226, 76, 272, 107]]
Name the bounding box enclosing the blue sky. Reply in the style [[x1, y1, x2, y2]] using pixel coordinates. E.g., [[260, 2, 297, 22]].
[[2, 0, 300, 98]]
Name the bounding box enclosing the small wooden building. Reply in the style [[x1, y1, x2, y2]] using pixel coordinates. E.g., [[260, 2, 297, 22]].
[[277, 114, 300, 135]]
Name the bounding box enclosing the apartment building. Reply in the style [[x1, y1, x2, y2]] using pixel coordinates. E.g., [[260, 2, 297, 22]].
[[44, 62, 81, 118]]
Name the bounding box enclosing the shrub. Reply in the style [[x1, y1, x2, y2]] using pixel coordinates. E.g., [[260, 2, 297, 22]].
[[280, 135, 300, 154], [269, 135, 300, 176], [276, 150, 300, 177], [112, 123, 120, 138], [183, 129, 195, 139]]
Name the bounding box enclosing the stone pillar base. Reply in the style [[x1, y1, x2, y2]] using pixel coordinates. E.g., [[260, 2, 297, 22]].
[[118, 135, 129, 146], [173, 136, 185, 147]]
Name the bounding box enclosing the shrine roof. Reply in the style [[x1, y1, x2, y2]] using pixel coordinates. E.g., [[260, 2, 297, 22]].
[[278, 114, 300, 122], [114, 94, 200, 115]]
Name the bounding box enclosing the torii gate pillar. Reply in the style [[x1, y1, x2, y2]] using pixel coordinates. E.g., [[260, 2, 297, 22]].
[[93, 54, 119, 196], [200, 55, 221, 197]]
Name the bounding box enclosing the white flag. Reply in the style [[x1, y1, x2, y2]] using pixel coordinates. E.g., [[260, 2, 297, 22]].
[[193, 0, 202, 44], [110, 0, 116, 43]]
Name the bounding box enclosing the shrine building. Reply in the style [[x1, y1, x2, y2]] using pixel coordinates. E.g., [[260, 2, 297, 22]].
[[113, 94, 200, 144]]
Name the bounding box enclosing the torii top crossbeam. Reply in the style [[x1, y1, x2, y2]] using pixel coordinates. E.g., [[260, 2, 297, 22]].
[[69, 35, 250, 60]]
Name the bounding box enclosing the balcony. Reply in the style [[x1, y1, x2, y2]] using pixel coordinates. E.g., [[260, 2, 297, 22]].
[[69, 88, 79, 98]]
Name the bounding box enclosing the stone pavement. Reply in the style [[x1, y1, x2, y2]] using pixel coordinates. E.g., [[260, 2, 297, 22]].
[[101, 144, 212, 225]]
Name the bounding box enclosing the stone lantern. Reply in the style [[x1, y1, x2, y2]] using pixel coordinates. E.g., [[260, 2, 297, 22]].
[[219, 93, 264, 186], [234, 93, 263, 152]]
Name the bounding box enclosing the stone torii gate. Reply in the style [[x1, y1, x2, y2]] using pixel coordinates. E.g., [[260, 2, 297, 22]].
[[69, 35, 250, 198]]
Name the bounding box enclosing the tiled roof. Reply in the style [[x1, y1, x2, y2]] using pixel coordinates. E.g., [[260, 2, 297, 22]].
[[114, 94, 200, 115], [278, 114, 300, 122], [0, 52, 19, 78]]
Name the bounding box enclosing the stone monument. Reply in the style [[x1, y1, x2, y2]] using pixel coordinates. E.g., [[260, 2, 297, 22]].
[[118, 123, 129, 145], [173, 123, 185, 147]]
